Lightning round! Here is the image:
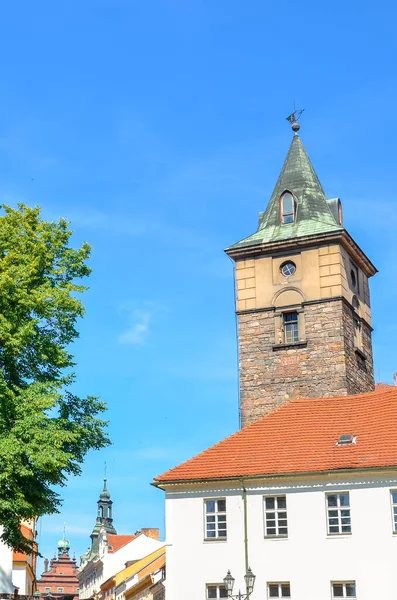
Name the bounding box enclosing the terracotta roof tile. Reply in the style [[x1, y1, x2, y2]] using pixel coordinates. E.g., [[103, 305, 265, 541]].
[[375, 382, 393, 390], [154, 388, 397, 483], [107, 534, 136, 553]]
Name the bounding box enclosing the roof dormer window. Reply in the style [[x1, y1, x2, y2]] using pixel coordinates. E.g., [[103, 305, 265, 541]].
[[280, 191, 295, 224]]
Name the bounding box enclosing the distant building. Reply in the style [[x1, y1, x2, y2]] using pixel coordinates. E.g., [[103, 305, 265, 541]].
[[78, 479, 163, 600], [36, 532, 79, 600], [12, 521, 37, 595], [101, 546, 165, 600]]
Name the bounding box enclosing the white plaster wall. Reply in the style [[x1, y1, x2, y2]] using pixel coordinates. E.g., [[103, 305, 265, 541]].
[[0, 528, 14, 593], [164, 472, 397, 600], [12, 565, 29, 595], [103, 535, 163, 581]]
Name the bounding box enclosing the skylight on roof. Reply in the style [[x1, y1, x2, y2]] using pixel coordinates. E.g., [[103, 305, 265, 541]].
[[336, 434, 356, 446]]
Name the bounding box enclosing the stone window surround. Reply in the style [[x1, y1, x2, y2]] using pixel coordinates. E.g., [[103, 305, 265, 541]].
[[273, 305, 306, 349]]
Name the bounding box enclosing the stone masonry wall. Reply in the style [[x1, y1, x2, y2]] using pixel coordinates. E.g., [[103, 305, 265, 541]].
[[342, 301, 375, 395], [238, 299, 375, 428]]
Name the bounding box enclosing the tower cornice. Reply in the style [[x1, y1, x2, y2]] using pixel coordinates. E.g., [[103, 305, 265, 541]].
[[225, 229, 377, 278]]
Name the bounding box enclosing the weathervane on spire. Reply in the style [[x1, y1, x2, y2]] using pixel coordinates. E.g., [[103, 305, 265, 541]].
[[286, 107, 305, 133]]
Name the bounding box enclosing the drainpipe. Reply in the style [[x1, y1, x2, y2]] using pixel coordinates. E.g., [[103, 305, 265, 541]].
[[241, 480, 250, 598]]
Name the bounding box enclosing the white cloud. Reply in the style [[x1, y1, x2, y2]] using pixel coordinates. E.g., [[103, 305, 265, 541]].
[[118, 308, 152, 345]]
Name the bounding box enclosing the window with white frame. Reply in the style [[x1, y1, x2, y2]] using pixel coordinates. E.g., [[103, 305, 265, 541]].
[[326, 492, 351, 534], [264, 495, 288, 537], [283, 312, 299, 344], [268, 582, 291, 598], [57, 588, 64, 593], [204, 498, 227, 539], [206, 584, 227, 599], [331, 582, 356, 598], [391, 490, 397, 532]]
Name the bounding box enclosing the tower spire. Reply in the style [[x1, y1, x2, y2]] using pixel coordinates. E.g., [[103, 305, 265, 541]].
[[89, 473, 117, 557]]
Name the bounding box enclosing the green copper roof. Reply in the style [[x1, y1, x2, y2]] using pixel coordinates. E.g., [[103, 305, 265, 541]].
[[227, 133, 343, 250]]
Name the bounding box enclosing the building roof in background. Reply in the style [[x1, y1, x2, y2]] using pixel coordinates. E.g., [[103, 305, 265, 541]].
[[106, 546, 165, 588], [154, 387, 397, 484], [107, 534, 136, 553]]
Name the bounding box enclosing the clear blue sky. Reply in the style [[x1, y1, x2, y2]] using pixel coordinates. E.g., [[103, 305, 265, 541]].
[[0, 0, 396, 570]]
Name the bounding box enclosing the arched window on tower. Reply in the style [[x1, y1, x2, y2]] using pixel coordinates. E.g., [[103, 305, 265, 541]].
[[280, 191, 295, 224]]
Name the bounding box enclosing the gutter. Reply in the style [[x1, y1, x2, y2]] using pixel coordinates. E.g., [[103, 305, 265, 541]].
[[241, 479, 249, 597], [152, 464, 397, 488]]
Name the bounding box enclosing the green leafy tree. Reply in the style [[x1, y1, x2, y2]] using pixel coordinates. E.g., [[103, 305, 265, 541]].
[[0, 204, 110, 552]]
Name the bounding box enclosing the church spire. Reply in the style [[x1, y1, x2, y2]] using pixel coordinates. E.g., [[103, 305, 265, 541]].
[[89, 474, 117, 556], [226, 123, 343, 252]]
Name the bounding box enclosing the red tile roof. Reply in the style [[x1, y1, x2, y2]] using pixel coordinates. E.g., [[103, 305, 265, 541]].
[[13, 523, 35, 561], [375, 382, 393, 390], [107, 534, 136, 553], [154, 388, 397, 483]]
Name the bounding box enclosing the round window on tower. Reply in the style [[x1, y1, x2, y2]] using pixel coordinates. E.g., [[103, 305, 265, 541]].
[[280, 261, 296, 277]]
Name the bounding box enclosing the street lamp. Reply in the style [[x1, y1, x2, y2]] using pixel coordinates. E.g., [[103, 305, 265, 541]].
[[223, 568, 256, 599]]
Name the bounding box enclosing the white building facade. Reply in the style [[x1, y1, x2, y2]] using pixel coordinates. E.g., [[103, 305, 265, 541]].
[[0, 527, 15, 594], [154, 387, 397, 600], [162, 471, 397, 599]]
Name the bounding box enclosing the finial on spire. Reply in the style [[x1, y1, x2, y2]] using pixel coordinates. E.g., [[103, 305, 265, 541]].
[[286, 108, 305, 134], [104, 461, 107, 488], [63, 522, 66, 540]]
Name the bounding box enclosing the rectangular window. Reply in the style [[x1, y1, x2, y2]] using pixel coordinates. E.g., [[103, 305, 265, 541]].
[[391, 490, 397, 532], [331, 582, 356, 598], [283, 312, 299, 344], [264, 496, 288, 537], [45, 589, 51, 594], [58, 589, 64, 594], [207, 585, 227, 599], [326, 493, 351, 535], [204, 499, 227, 539], [268, 582, 291, 598]]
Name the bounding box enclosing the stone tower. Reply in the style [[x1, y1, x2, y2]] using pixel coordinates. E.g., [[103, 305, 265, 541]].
[[225, 122, 377, 428]]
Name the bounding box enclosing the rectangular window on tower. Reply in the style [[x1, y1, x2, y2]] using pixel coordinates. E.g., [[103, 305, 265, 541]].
[[283, 312, 299, 344]]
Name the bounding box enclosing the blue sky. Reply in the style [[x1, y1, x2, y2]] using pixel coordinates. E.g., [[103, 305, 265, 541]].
[[0, 0, 396, 571]]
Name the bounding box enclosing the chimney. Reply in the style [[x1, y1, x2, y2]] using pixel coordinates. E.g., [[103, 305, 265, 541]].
[[394, 372, 397, 386], [44, 558, 49, 572], [140, 528, 160, 540]]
